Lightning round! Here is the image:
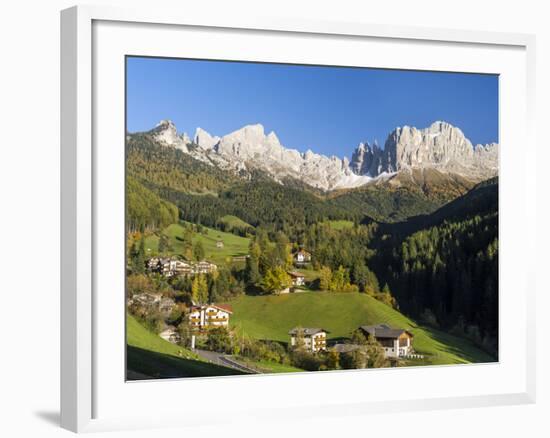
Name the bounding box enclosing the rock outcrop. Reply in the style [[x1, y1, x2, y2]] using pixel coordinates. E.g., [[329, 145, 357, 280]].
[[350, 121, 498, 180], [147, 120, 498, 191]]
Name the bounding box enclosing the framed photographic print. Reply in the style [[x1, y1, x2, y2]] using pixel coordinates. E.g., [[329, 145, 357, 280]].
[[61, 5, 536, 433]]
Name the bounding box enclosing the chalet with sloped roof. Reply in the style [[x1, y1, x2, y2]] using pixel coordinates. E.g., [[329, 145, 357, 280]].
[[189, 304, 233, 330], [293, 249, 312, 265], [288, 271, 306, 287], [357, 324, 414, 358], [289, 327, 329, 352]]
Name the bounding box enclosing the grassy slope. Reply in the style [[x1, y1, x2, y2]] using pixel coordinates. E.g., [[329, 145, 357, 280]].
[[235, 357, 304, 374], [219, 214, 254, 230], [228, 292, 495, 366], [325, 220, 354, 230], [144, 222, 251, 265], [127, 314, 244, 379]]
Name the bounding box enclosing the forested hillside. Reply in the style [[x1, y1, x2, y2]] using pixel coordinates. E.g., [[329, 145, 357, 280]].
[[125, 132, 499, 359], [371, 178, 499, 355], [327, 168, 476, 222], [126, 133, 237, 194], [384, 213, 498, 354], [126, 176, 179, 232], [126, 132, 473, 226], [153, 180, 358, 241]]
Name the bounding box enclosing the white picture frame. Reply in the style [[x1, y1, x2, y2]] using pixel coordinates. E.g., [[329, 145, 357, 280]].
[[61, 4, 537, 433]]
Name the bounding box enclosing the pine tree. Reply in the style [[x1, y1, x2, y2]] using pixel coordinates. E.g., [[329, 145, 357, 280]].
[[158, 234, 169, 254], [133, 235, 146, 274], [193, 241, 205, 261], [246, 242, 262, 284]]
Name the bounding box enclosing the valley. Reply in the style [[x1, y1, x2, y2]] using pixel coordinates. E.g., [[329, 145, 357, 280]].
[[125, 119, 499, 379]]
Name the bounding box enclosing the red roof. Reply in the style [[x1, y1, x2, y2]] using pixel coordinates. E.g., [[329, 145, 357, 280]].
[[288, 271, 305, 278], [190, 303, 233, 314], [212, 303, 233, 314]]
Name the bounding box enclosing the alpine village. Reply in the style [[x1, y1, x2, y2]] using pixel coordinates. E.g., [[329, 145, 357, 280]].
[[126, 120, 498, 379]]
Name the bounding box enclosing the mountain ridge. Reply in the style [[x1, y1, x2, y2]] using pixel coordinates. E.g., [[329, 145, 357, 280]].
[[140, 119, 498, 191]]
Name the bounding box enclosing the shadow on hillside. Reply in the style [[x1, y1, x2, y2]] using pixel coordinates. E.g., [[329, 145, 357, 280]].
[[244, 284, 265, 296], [326, 336, 351, 345], [126, 345, 244, 380], [419, 327, 497, 364]]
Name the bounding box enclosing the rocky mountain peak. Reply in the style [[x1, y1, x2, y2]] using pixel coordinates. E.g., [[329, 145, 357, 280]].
[[150, 119, 188, 152], [143, 119, 497, 191], [222, 124, 265, 144], [152, 119, 177, 138], [194, 127, 220, 150], [266, 131, 280, 145], [350, 120, 497, 179]]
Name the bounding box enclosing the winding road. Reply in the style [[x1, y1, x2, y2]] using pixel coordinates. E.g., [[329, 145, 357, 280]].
[[194, 349, 259, 374]]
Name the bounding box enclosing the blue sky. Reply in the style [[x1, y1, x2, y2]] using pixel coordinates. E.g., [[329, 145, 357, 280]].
[[126, 57, 498, 158]]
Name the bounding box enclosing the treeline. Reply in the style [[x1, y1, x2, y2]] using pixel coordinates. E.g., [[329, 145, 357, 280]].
[[126, 133, 236, 194], [328, 184, 441, 223], [300, 222, 396, 306], [373, 212, 499, 355], [329, 168, 474, 223], [157, 180, 358, 242], [126, 176, 178, 232]]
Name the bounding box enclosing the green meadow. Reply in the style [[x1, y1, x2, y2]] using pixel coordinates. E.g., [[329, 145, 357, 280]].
[[228, 292, 495, 366], [144, 222, 251, 265], [126, 314, 244, 379]]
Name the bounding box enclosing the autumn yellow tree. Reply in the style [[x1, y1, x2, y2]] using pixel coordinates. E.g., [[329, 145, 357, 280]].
[[192, 274, 209, 304], [319, 266, 332, 291], [262, 266, 292, 294]]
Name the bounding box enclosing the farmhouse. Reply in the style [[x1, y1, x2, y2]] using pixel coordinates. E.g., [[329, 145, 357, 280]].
[[159, 325, 181, 344], [189, 304, 233, 330], [293, 249, 312, 265], [356, 324, 414, 358], [288, 271, 306, 287], [289, 327, 329, 352], [192, 260, 218, 275], [146, 257, 217, 277], [171, 259, 193, 275], [148, 257, 192, 277]]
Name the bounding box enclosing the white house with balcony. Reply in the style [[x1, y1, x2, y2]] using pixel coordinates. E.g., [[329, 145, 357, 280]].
[[189, 304, 233, 330], [289, 327, 329, 352]]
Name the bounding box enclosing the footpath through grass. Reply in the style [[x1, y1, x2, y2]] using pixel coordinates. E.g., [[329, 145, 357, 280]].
[[228, 292, 495, 366]]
